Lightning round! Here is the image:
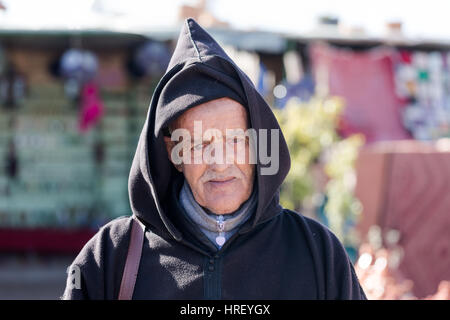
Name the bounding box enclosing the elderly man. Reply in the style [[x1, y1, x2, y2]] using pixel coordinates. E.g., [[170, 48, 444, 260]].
[[63, 18, 366, 300]]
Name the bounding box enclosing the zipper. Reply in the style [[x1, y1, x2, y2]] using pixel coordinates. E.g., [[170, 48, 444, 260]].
[[204, 254, 221, 300], [203, 226, 248, 300]]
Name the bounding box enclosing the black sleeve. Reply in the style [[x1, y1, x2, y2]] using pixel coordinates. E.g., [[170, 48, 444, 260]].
[[300, 214, 367, 300], [61, 231, 106, 300], [322, 227, 367, 300], [61, 216, 132, 300]]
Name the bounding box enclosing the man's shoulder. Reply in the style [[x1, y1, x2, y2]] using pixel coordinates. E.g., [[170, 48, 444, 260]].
[[98, 215, 133, 237], [281, 209, 366, 300], [281, 208, 331, 233], [63, 216, 133, 299], [90, 215, 132, 243], [74, 216, 133, 266], [281, 209, 346, 251]]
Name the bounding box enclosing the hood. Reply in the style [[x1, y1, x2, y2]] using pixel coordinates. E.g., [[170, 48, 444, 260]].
[[128, 18, 291, 241]]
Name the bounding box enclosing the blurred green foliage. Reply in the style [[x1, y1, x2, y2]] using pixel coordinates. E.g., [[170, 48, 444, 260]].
[[275, 96, 365, 247]]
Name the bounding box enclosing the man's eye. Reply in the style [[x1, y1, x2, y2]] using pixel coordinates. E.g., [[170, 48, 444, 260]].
[[228, 137, 246, 144], [191, 143, 205, 151]]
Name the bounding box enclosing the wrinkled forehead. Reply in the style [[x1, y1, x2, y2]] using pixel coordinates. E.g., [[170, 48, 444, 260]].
[[170, 97, 249, 133]]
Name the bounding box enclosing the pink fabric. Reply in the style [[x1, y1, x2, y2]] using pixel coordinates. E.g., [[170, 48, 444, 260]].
[[310, 43, 411, 143], [78, 83, 104, 133]]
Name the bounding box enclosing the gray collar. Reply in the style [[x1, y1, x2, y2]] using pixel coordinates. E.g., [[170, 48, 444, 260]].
[[179, 180, 257, 233]]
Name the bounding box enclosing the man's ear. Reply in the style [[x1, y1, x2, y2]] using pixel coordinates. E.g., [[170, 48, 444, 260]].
[[163, 136, 183, 172], [163, 136, 173, 157]]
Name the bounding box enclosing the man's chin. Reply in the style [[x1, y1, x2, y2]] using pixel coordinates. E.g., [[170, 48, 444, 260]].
[[209, 208, 237, 215], [204, 198, 242, 215]]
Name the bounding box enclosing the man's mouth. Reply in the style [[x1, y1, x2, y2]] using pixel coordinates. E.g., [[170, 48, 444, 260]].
[[208, 177, 236, 186]]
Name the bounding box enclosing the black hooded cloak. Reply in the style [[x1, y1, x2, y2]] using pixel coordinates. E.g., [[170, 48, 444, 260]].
[[63, 18, 366, 300]]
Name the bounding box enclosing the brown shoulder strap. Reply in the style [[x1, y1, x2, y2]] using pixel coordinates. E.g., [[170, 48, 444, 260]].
[[118, 216, 145, 300]]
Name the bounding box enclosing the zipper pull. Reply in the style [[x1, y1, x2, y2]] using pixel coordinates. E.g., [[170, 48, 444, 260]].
[[216, 215, 225, 247], [217, 215, 225, 232]]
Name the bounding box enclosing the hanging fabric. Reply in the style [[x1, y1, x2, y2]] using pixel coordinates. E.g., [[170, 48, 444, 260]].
[[78, 82, 104, 133], [310, 43, 411, 143]]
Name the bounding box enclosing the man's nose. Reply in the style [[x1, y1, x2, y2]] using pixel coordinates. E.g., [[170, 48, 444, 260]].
[[209, 160, 229, 172], [206, 140, 230, 171]]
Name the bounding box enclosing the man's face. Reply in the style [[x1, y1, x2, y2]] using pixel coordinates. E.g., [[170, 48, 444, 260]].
[[164, 97, 255, 214]]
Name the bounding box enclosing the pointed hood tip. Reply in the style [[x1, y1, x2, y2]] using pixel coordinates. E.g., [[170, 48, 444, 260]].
[[183, 17, 200, 32], [184, 17, 213, 37], [185, 17, 199, 26]]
